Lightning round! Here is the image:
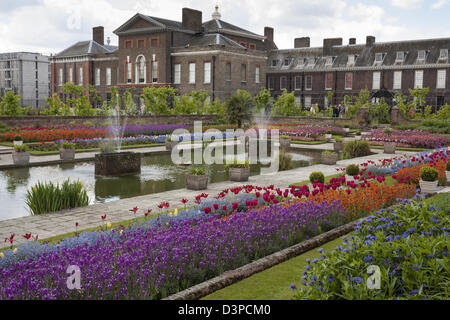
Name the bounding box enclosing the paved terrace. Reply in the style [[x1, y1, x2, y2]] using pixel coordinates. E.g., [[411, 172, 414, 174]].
[[0, 147, 424, 249]]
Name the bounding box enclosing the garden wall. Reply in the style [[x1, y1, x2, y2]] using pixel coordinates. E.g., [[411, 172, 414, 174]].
[[0, 114, 217, 127]]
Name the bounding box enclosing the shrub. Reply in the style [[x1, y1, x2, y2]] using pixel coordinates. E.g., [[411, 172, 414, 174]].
[[346, 164, 360, 176], [383, 127, 392, 135], [99, 141, 117, 154], [309, 172, 325, 184], [420, 166, 439, 182], [447, 161, 450, 171], [322, 150, 335, 156], [60, 142, 75, 149], [344, 140, 371, 158], [225, 159, 250, 169], [355, 130, 361, 135], [69, 121, 76, 127], [334, 136, 343, 142], [25, 179, 89, 215], [13, 135, 22, 141], [190, 167, 206, 175], [293, 199, 450, 300], [13, 145, 27, 152], [84, 121, 94, 127]]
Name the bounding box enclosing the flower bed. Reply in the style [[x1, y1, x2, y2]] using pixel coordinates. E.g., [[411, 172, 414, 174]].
[[293, 196, 450, 300], [363, 129, 449, 149], [393, 158, 447, 186], [277, 125, 345, 139]]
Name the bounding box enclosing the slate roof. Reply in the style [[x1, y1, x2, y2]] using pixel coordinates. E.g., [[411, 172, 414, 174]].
[[268, 37, 450, 72], [55, 40, 117, 58], [202, 19, 264, 40], [186, 33, 246, 49], [113, 13, 194, 35]]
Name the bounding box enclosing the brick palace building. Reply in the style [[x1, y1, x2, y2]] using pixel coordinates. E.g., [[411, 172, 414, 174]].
[[50, 6, 450, 110]]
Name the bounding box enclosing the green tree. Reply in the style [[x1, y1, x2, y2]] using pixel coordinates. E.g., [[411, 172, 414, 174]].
[[88, 84, 101, 108], [61, 83, 94, 116], [174, 96, 197, 114], [189, 90, 210, 114], [254, 88, 271, 113], [409, 87, 429, 114], [141, 86, 176, 115], [123, 88, 137, 116], [225, 89, 254, 127], [368, 98, 390, 124], [0, 91, 25, 116], [271, 89, 300, 116], [203, 98, 226, 123], [43, 93, 72, 115]]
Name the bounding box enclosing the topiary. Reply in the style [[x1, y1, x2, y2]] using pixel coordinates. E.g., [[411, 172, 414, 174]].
[[309, 171, 325, 184], [420, 166, 438, 182], [346, 164, 360, 176], [13, 135, 22, 141]]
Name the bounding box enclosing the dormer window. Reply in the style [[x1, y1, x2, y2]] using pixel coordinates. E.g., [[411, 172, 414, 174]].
[[395, 51, 406, 63], [306, 57, 316, 68], [325, 56, 336, 67], [417, 50, 426, 62], [374, 52, 386, 65], [283, 58, 291, 67], [439, 49, 449, 60], [347, 54, 357, 66], [271, 59, 279, 67]]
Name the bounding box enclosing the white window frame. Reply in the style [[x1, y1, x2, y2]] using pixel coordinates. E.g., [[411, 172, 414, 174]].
[[325, 73, 333, 90], [304, 96, 312, 109], [439, 49, 448, 60], [347, 55, 356, 66], [106, 68, 111, 86], [294, 76, 301, 90], [268, 77, 274, 90], [59, 68, 63, 86], [136, 55, 146, 84], [280, 76, 287, 90], [437, 69, 446, 89], [78, 67, 83, 86], [372, 71, 381, 90], [345, 73, 353, 90], [255, 66, 260, 84], [393, 71, 402, 90], [414, 70, 424, 89], [305, 75, 312, 90], [189, 63, 195, 84], [417, 50, 426, 62], [95, 68, 100, 86], [203, 62, 211, 84], [69, 68, 73, 84], [325, 56, 334, 67], [395, 51, 405, 62], [151, 60, 158, 83], [127, 62, 132, 83], [174, 63, 181, 84]]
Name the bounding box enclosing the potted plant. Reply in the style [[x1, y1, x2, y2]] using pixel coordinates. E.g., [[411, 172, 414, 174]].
[[343, 125, 350, 133], [383, 127, 396, 154], [324, 130, 332, 139], [419, 166, 439, 194], [59, 142, 76, 160], [185, 167, 208, 190], [12, 145, 30, 166], [280, 135, 291, 150], [333, 136, 344, 152], [13, 135, 23, 147], [225, 159, 250, 182], [165, 136, 179, 151], [321, 150, 339, 165], [345, 164, 360, 181], [446, 161, 450, 186]]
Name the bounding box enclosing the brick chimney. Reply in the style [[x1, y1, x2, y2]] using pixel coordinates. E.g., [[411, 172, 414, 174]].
[[294, 37, 310, 48], [264, 27, 274, 42], [93, 26, 104, 45], [323, 38, 342, 55], [349, 38, 356, 45], [366, 36, 376, 47], [182, 8, 202, 33]]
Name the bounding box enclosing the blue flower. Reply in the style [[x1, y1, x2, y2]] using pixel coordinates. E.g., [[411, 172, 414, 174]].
[[289, 284, 297, 290], [354, 277, 363, 284]]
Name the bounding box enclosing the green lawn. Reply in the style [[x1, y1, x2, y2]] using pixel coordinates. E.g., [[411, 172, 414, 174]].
[[369, 145, 432, 152], [202, 237, 344, 300], [291, 140, 328, 145]]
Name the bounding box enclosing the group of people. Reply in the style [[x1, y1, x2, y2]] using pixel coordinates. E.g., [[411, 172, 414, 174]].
[[332, 104, 347, 118]]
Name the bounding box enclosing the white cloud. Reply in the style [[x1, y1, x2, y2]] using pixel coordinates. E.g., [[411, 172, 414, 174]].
[[391, 0, 423, 9], [432, 0, 447, 9], [0, 0, 445, 54]]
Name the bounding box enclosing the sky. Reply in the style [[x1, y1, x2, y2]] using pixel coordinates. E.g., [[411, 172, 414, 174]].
[[0, 0, 449, 55]]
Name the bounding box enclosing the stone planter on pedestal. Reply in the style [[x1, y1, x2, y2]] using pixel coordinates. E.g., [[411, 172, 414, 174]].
[[165, 140, 179, 151], [333, 141, 344, 152], [446, 171, 450, 186], [280, 138, 291, 150], [229, 167, 250, 182], [12, 151, 30, 166], [419, 180, 438, 194], [94, 152, 141, 176], [384, 142, 396, 154], [59, 148, 75, 161], [321, 153, 339, 165], [185, 174, 208, 190]]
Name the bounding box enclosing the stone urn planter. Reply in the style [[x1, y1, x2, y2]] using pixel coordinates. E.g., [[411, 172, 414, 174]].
[[185, 173, 208, 190], [95, 152, 141, 176], [165, 140, 179, 151], [12, 151, 30, 166], [419, 180, 438, 194], [279, 138, 291, 150], [59, 148, 75, 160], [321, 152, 338, 165], [228, 167, 250, 182], [384, 142, 396, 154], [333, 141, 344, 152]]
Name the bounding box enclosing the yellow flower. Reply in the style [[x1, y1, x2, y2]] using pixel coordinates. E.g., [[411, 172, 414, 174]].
[[0, 252, 4, 258], [174, 208, 178, 217], [169, 212, 173, 217], [119, 230, 123, 236], [13, 248, 17, 254], [107, 222, 112, 229]]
